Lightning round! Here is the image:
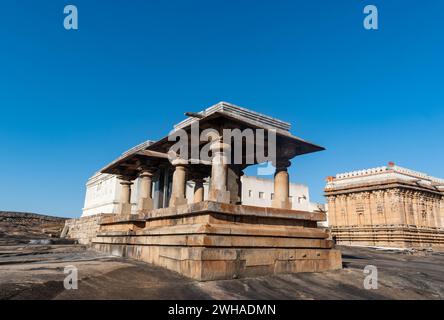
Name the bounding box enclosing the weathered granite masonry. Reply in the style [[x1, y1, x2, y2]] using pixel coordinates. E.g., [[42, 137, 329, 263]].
[[64, 214, 114, 245]]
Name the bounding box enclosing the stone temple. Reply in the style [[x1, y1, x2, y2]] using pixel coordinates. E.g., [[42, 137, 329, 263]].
[[65, 102, 341, 280], [325, 162, 444, 250]]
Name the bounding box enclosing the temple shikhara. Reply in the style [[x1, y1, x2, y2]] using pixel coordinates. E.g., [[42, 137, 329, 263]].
[[325, 163, 444, 250], [64, 102, 341, 280]]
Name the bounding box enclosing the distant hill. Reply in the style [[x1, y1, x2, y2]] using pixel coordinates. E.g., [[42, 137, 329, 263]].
[[0, 211, 67, 245]]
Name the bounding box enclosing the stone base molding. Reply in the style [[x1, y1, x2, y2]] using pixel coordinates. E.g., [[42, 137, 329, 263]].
[[331, 225, 444, 250]]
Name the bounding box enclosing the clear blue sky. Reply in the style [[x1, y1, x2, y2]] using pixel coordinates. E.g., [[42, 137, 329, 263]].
[[1, 1, 443, 218]]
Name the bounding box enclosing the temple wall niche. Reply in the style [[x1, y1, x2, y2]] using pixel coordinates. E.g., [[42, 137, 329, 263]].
[[428, 196, 437, 228], [362, 192, 371, 226], [373, 190, 387, 226], [387, 189, 402, 225], [402, 191, 412, 226], [346, 195, 355, 226]]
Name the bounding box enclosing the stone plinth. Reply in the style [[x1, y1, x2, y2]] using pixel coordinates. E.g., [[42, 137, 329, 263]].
[[92, 201, 341, 281], [64, 214, 115, 245], [331, 225, 444, 250]]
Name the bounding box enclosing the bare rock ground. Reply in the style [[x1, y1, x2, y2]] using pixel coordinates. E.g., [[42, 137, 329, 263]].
[[0, 212, 67, 245], [0, 244, 443, 300]]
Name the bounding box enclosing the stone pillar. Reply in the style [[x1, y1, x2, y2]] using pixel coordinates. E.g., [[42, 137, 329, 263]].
[[328, 196, 337, 226], [271, 159, 292, 210], [236, 169, 244, 205], [118, 177, 133, 215], [138, 169, 154, 211], [208, 137, 231, 203], [227, 166, 243, 204], [169, 159, 188, 207], [193, 179, 205, 203]]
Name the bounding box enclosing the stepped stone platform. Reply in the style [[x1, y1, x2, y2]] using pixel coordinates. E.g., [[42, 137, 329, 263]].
[[92, 201, 342, 281]]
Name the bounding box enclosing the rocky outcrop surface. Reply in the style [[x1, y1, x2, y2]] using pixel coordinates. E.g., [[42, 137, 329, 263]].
[[1, 245, 444, 299], [0, 212, 67, 245]]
